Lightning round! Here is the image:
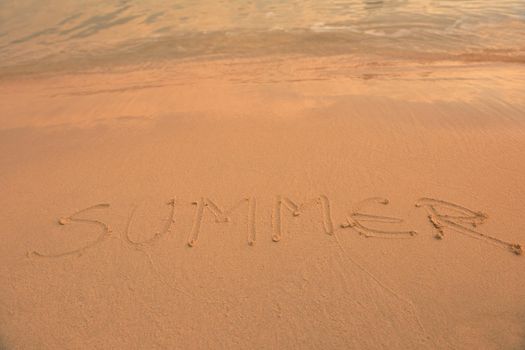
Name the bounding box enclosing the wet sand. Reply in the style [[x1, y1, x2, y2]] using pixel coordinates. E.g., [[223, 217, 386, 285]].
[[0, 54, 524, 349]]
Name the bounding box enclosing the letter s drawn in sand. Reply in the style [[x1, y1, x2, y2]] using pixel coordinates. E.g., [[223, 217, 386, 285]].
[[29, 203, 111, 258], [415, 197, 522, 255], [340, 197, 417, 238]]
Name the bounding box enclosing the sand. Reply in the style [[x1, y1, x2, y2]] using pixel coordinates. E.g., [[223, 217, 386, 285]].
[[1, 55, 525, 349]]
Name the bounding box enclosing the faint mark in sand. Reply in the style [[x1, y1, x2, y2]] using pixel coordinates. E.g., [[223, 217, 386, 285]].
[[0, 335, 9, 350], [113, 115, 153, 123], [415, 197, 522, 255], [330, 202, 431, 345], [122, 198, 192, 297], [143, 11, 165, 24], [187, 198, 256, 247], [248, 197, 257, 245], [341, 197, 417, 238], [331, 229, 432, 346], [57, 13, 83, 26], [59, 6, 132, 38], [154, 26, 172, 34], [187, 198, 205, 247], [51, 83, 167, 97], [272, 195, 334, 242], [9, 12, 82, 45], [139, 249, 193, 298], [29, 203, 111, 258], [124, 198, 175, 248], [69, 14, 142, 39], [10, 27, 58, 44]]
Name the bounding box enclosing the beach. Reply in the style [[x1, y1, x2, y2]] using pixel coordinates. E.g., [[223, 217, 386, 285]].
[[1, 1, 525, 349]]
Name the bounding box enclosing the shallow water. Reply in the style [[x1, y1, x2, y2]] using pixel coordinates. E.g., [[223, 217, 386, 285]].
[[0, 0, 524, 71]]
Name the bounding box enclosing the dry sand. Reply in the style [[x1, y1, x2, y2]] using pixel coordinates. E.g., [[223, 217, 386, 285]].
[[1, 55, 525, 349]]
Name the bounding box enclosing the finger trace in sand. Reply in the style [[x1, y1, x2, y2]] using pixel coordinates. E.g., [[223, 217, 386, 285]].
[[272, 195, 334, 242], [27, 196, 522, 256], [341, 197, 417, 238], [331, 231, 432, 347], [137, 249, 193, 298], [122, 199, 192, 297], [187, 197, 253, 247], [187, 198, 205, 247], [416, 197, 523, 255], [123, 198, 176, 248], [29, 203, 111, 258], [248, 197, 256, 245]]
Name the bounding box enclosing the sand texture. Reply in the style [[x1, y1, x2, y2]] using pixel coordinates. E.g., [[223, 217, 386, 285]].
[[0, 54, 524, 349]]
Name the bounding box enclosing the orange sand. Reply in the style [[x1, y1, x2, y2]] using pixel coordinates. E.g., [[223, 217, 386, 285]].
[[0, 56, 524, 349]]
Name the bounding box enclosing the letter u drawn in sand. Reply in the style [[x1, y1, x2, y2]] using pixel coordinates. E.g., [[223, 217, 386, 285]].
[[124, 198, 176, 248]]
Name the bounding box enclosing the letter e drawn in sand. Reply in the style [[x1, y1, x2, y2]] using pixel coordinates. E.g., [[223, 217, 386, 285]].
[[187, 197, 256, 247], [272, 195, 334, 242], [124, 198, 176, 249], [29, 203, 111, 258], [340, 197, 417, 238], [415, 197, 522, 255]]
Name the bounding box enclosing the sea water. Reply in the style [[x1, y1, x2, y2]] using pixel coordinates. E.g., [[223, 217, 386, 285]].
[[1, 0, 524, 70]]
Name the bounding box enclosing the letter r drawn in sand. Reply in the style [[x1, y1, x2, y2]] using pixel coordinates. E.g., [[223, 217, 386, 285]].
[[415, 197, 522, 255]]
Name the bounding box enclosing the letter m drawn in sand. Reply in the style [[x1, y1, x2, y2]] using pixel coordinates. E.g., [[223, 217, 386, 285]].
[[272, 195, 334, 242], [187, 197, 256, 247]]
